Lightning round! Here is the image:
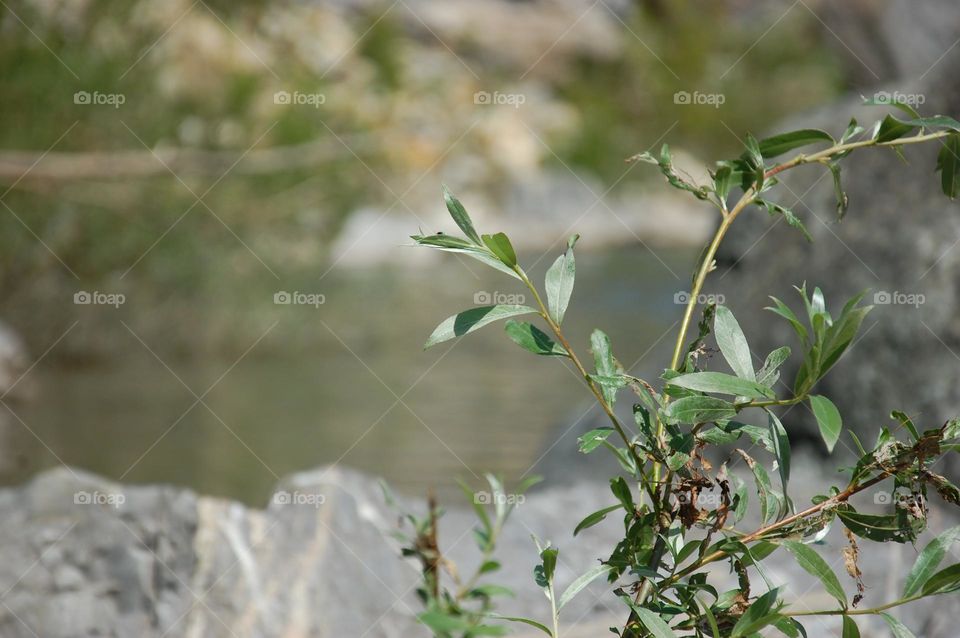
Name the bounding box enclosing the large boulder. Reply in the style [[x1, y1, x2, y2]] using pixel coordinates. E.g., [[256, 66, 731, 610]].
[[714, 46, 960, 457], [1, 463, 959, 636]]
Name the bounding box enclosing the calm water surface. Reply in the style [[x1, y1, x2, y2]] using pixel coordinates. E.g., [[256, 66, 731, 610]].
[[15, 246, 695, 505]]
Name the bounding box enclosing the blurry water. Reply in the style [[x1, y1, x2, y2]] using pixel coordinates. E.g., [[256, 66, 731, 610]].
[[14, 245, 695, 505]]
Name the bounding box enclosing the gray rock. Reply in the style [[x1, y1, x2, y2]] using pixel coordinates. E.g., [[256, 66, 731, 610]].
[[715, 47, 960, 460], [1, 463, 959, 636]]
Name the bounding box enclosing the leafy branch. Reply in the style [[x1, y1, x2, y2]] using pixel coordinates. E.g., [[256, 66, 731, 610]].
[[401, 102, 960, 637]]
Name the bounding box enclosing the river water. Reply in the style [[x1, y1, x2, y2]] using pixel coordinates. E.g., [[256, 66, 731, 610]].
[[13, 245, 696, 505]]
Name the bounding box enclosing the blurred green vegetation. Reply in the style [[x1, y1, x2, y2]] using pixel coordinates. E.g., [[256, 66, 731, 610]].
[[0, 0, 842, 355]]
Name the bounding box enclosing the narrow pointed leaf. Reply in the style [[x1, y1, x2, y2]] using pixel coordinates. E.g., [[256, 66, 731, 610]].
[[481, 232, 518, 268], [880, 613, 916, 638], [782, 541, 846, 607], [757, 346, 791, 387], [903, 526, 960, 597], [841, 617, 861, 638], [545, 236, 577, 325], [937, 132, 960, 199], [573, 504, 622, 535], [736, 449, 782, 524], [487, 614, 552, 636], [921, 563, 960, 595], [757, 129, 833, 158], [731, 588, 782, 637], [441, 185, 482, 244], [715, 305, 756, 381], [666, 371, 773, 399], [875, 114, 915, 143], [425, 305, 536, 348], [591, 330, 618, 407], [557, 564, 614, 610], [768, 411, 791, 508], [504, 320, 568, 356], [809, 395, 842, 453], [663, 396, 737, 424]]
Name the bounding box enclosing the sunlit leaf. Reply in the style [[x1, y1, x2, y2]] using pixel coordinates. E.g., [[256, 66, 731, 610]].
[[441, 184, 482, 244], [809, 395, 842, 453], [782, 541, 846, 607], [425, 305, 536, 348]]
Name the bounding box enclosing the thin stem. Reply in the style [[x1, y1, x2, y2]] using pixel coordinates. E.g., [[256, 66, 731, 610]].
[[665, 471, 893, 588], [611, 126, 951, 637], [515, 268, 649, 485], [789, 595, 923, 617]]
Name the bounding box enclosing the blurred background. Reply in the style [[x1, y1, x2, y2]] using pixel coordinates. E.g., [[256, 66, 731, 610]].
[[0, 0, 954, 506]]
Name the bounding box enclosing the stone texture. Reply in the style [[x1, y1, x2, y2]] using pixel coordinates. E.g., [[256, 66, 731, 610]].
[[714, 47, 960, 461]]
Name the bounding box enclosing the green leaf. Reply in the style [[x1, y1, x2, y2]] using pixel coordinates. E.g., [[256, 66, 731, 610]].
[[504, 320, 568, 356], [731, 588, 782, 637], [766, 296, 808, 343], [425, 305, 537, 348], [841, 118, 865, 144], [713, 164, 734, 203], [545, 235, 577, 325], [782, 541, 846, 607], [412, 234, 521, 279], [736, 449, 782, 524], [557, 564, 614, 610], [880, 613, 916, 638], [663, 396, 737, 424], [863, 95, 922, 120], [768, 411, 791, 508], [891, 410, 921, 441], [535, 547, 559, 588], [441, 184, 482, 244], [620, 599, 678, 638], [715, 305, 756, 381], [610, 476, 634, 511], [906, 115, 960, 131], [809, 395, 842, 453], [875, 114, 916, 143], [634, 144, 711, 200], [819, 295, 871, 378], [921, 563, 960, 595], [573, 504, 622, 535], [936, 132, 960, 199], [757, 346, 791, 387], [578, 427, 614, 454], [841, 616, 861, 638], [757, 129, 833, 158], [418, 611, 472, 632], [591, 330, 619, 407], [666, 371, 774, 399], [486, 614, 553, 636], [481, 232, 518, 268], [903, 526, 960, 597], [837, 508, 919, 543], [828, 162, 849, 219], [756, 199, 812, 242]]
